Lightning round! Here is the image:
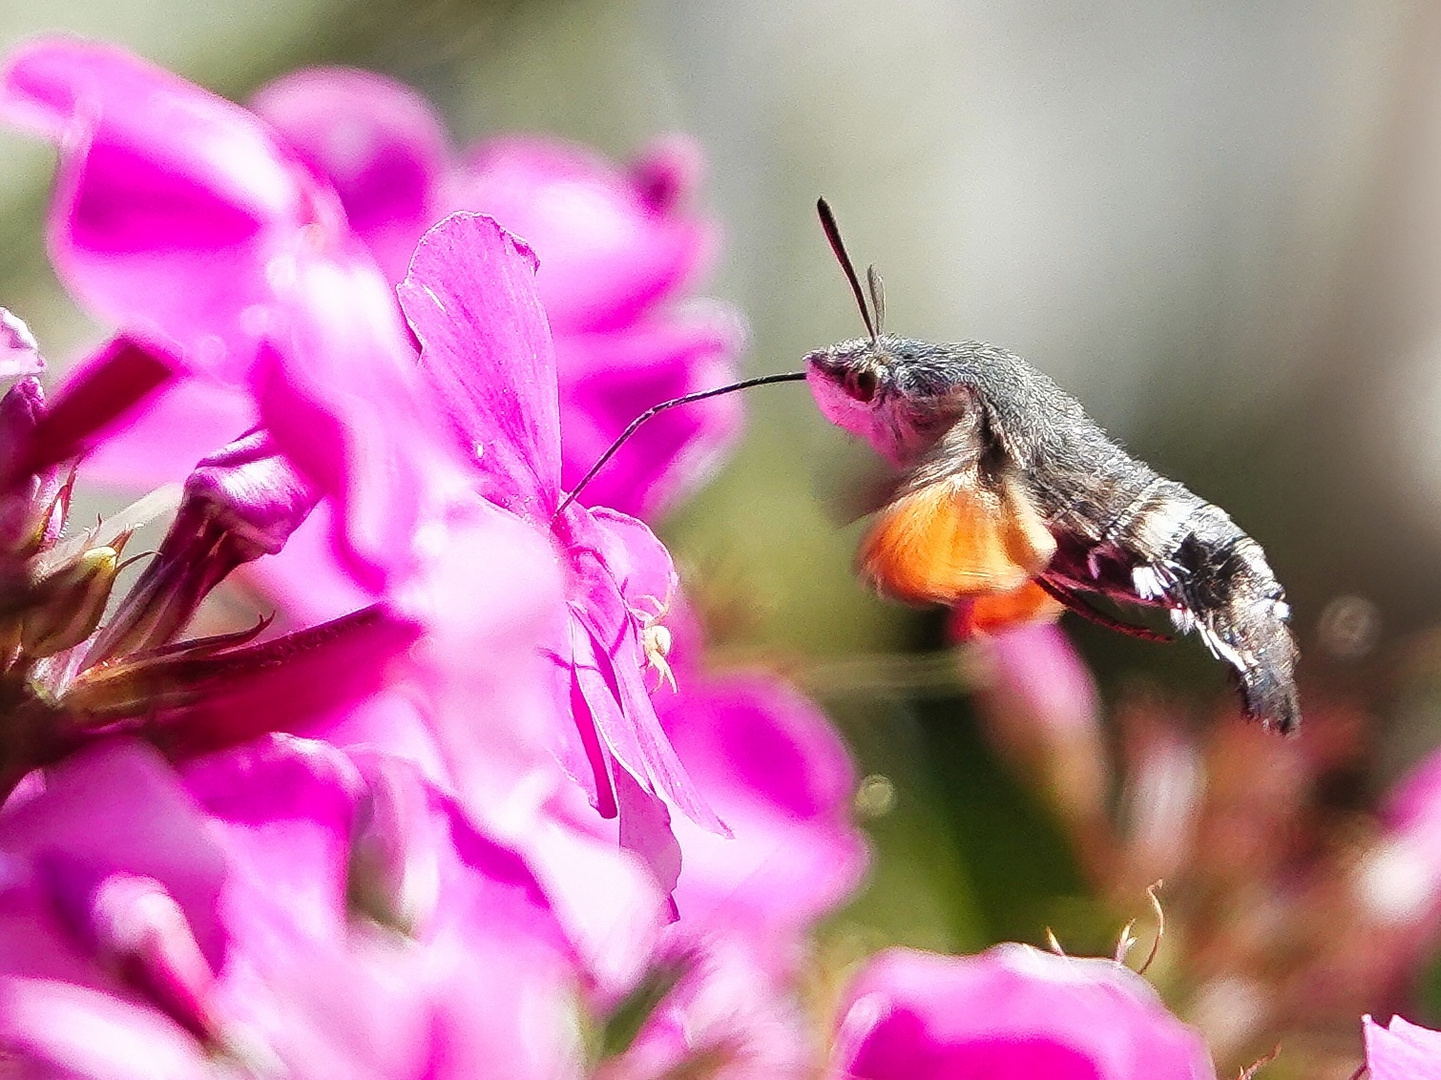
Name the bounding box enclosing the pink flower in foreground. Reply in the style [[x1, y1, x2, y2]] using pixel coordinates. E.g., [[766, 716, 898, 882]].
[[394, 210, 725, 890], [0, 737, 582, 1079], [65, 62, 738, 523], [1364, 1015, 1441, 1080], [829, 946, 1216, 1080], [254, 68, 743, 520], [0, 36, 465, 587]]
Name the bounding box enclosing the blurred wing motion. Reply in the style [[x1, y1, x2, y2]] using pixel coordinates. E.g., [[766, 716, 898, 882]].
[[860, 472, 1056, 607]]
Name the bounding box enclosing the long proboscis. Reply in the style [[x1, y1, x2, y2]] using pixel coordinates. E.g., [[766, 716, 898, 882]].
[[553, 371, 808, 519], [817, 197, 878, 341]]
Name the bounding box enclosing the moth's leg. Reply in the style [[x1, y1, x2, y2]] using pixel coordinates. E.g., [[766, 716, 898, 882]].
[[1035, 577, 1174, 643]]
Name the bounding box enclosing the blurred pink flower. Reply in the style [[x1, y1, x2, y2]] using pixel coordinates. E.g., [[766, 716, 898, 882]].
[[0, 737, 583, 1079], [1354, 744, 1441, 931], [1364, 1015, 1441, 1080], [660, 668, 867, 977], [249, 68, 449, 286], [983, 623, 1100, 739], [973, 623, 1112, 854], [828, 945, 1216, 1080], [252, 67, 744, 520], [0, 36, 466, 588]]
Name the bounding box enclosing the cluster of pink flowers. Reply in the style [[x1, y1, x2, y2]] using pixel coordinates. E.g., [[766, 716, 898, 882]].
[[0, 33, 1430, 1079]]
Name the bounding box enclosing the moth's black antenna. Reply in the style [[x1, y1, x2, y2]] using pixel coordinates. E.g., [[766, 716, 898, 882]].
[[867, 265, 886, 336], [553, 371, 807, 519], [817, 197, 876, 341]]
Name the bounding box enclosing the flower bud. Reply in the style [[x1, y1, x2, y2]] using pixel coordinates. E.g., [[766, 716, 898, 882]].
[[86, 430, 318, 664], [0, 377, 66, 559], [19, 543, 120, 658], [45, 861, 220, 1042]]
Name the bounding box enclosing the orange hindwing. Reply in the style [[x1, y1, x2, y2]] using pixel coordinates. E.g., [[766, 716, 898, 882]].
[[860, 475, 1056, 605], [951, 580, 1065, 638]]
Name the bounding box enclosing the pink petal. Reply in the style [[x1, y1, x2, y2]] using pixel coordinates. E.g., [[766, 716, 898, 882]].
[[557, 305, 745, 519], [452, 135, 715, 333], [0, 963, 211, 1079], [136, 605, 423, 761], [1365, 1015, 1441, 1080], [184, 736, 361, 946], [78, 373, 256, 491], [557, 503, 724, 840], [615, 765, 682, 897], [830, 946, 1216, 1080], [251, 241, 460, 587], [397, 211, 562, 519], [517, 784, 669, 992], [251, 67, 450, 285], [239, 503, 377, 626], [581, 506, 677, 613], [0, 37, 328, 381], [661, 673, 868, 977], [43, 867, 221, 1041], [10, 336, 174, 484], [0, 742, 227, 968], [564, 546, 723, 837]]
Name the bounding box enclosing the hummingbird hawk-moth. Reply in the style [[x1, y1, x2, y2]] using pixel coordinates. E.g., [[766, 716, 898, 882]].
[[804, 198, 1300, 733]]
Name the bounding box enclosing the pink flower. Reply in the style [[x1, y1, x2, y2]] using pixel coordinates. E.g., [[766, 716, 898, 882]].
[[829, 945, 1216, 1080], [1364, 1015, 1441, 1080], [972, 623, 1110, 839], [85, 62, 741, 522], [660, 669, 868, 977], [449, 134, 741, 518], [0, 37, 463, 587], [395, 210, 725, 889], [0, 737, 583, 1078], [1352, 745, 1441, 937]]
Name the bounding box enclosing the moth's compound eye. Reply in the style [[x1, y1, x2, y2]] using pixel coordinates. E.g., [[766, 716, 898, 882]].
[[845, 368, 879, 403]]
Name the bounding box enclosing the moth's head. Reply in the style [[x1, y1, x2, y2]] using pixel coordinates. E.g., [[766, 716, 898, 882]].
[[805, 335, 979, 465], [806, 198, 988, 465]]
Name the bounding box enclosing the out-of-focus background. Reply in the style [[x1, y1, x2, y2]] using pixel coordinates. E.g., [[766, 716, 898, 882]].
[[8, 1, 1441, 1074]]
